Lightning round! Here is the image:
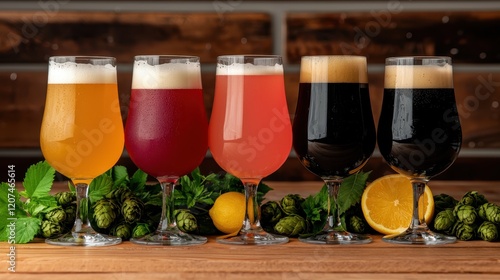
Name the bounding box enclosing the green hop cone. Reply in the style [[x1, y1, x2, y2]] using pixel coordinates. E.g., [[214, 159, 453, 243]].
[[110, 221, 132, 240], [458, 191, 488, 208], [477, 221, 499, 242], [433, 193, 458, 213], [40, 220, 63, 238], [175, 209, 198, 233], [273, 214, 307, 237], [261, 201, 284, 227], [347, 215, 366, 234], [132, 223, 153, 239], [121, 196, 144, 224], [433, 209, 457, 232], [477, 203, 500, 223], [63, 205, 77, 230], [452, 221, 478, 241], [55, 191, 76, 206], [106, 187, 133, 204], [45, 207, 67, 224], [453, 204, 478, 225], [92, 198, 120, 229], [280, 194, 305, 216]]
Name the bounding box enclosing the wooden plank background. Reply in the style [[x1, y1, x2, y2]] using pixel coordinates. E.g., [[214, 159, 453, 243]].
[[1, 5, 500, 181]]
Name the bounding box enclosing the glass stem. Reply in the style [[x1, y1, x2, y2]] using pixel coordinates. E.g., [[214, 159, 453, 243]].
[[324, 179, 343, 230], [409, 179, 429, 231], [242, 180, 262, 232], [157, 177, 178, 232], [74, 183, 93, 234]]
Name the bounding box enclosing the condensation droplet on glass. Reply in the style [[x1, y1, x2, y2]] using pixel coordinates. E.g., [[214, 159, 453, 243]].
[[450, 48, 458, 55], [241, 37, 247, 44], [479, 52, 487, 59], [468, 141, 476, 148], [406, 32, 412, 39], [10, 73, 17, 81], [442, 16, 449, 23], [492, 101, 499, 109], [51, 44, 59, 50]]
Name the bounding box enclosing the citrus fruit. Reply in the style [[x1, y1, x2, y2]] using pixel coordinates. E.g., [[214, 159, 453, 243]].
[[209, 192, 247, 234], [361, 174, 435, 235]]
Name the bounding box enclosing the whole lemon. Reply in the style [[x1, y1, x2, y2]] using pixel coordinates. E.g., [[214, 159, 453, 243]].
[[209, 192, 246, 234]]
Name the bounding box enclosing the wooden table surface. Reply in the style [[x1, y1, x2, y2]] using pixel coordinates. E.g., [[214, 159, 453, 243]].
[[2, 180, 500, 279]]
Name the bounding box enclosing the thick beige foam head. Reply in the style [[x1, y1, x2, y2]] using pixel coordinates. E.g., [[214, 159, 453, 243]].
[[48, 61, 116, 84], [299, 56, 368, 83], [384, 64, 453, 89], [132, 60, 202, 89]]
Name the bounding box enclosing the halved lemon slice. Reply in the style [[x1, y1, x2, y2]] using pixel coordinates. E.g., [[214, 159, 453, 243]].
[[361, 174, 434, 235]]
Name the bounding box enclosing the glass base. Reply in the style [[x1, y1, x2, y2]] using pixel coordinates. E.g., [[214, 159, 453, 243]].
[[130, 229, 207, 246], [45, 232, 121, 247], [299, 230, 372, 245], [382, 228, 457, 245], [216, 230, 289, 245]]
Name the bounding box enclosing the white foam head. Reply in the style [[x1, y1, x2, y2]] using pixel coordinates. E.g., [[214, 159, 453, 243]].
[[48, 61, 117, 84], [216, 55, 284, 75], [216, 62, 283, 75], [132, 60, 201, 89], [385, 64, 453, 89], [300, 56, 368, 83]]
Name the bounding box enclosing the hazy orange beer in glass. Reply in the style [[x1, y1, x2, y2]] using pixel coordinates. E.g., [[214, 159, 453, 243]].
[[40, 56, 124, 246]]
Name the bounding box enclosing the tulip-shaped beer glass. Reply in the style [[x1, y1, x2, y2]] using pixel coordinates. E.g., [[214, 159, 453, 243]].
[[377, 56, 462, 245], [125, 55, 208, 246], [40, 56, 125, 246], [293, 56, 376, 244], [209, 55, 293, 245]]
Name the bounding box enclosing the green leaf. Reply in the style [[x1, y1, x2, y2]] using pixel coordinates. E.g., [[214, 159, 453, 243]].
[[22, 161, 55, 198], [129, 169, 148, 194], [0, 216, 41, 243], [14, 217, 41, 244], [337, 171, 371, 215], [176, 168, 216, 209], [112, 165, 129, 187], [25, 195, 59, 217], [301, 184, 329, 234], [0, 183, 27, 233], [88, 174, 113, 203]]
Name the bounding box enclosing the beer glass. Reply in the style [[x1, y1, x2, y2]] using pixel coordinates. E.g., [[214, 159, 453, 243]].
[[377, 56, 462, 244], [209, 55, 293, 245], [40, 56, 124, 246], [293, 55, 376, 244], [125, 55, 208, 245]]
